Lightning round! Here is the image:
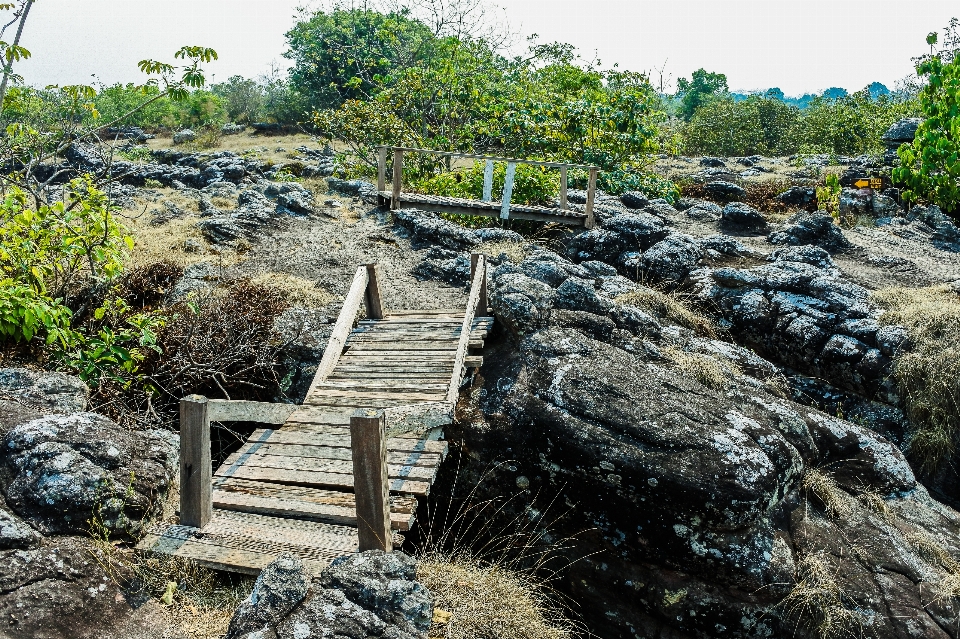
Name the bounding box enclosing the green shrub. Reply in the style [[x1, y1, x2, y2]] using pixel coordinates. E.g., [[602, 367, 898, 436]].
[[684, 96, 798, 156], [0, 280, 73, 345], [413, 161, 558, 205], [816, 173, 842, 220], [895, 32, 960, 215]]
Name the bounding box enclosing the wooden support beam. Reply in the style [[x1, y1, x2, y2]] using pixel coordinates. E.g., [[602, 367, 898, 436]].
[[391, 149, 403, 210], [306, 266, 368, 397], [560, 165, 568, 210], [350, 410, 392, 552], [377, 147, 387, 192], [180, 395, 212, 529], [471, 253, 488, 316], [482, 160, 494, 202], [500, 162, 516, 220], [364, 263, 385, 320], [585, 167, 598, 229]]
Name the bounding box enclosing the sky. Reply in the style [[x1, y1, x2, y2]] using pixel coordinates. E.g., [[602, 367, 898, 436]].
[[12, 0, 958, 96]]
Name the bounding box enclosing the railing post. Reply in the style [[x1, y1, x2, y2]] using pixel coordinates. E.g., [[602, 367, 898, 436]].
[[377, 147, 387, 192], [585, 167, 598, 229], [364, 263, 385, 319], [560, 165, 568, 210], [470, 253, 488, 315], [350, 409, 392, 552], [500, 161, 516, 220], [391, 149, 403, 210], [180, 395, 212, 529]]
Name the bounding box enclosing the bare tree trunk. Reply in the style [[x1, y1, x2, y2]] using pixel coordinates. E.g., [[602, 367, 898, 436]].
[[0, 0, 34, 111]]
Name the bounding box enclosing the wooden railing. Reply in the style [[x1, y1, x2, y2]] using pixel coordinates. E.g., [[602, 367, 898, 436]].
[[376, 146, 599, 228], [178, 256, 491, 553]]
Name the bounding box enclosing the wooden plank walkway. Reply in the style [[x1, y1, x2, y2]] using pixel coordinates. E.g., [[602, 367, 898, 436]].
[[138, 260, 492, 576], [378, 190, 590, 226]]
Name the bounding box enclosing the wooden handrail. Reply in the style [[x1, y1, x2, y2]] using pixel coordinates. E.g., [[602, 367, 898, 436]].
[[207, 399, 297, 424], [447, 253, 485, 404], [375, 145, 599, 170], [306, 266, 369, 398]]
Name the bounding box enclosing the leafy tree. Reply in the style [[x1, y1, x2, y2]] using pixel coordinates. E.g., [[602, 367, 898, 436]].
[[895, 31, 960, 215], [683, 96, 798, 156], [676, 68, 728, 120], [211, 75, 264, 123], [284, 6, 434, 109]]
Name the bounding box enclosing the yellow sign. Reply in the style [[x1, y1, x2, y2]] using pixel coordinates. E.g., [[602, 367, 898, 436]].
[[854, 177, 883, 189]]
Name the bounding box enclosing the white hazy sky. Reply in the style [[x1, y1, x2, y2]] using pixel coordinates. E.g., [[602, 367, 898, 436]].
[[13, 0, 958, 96]]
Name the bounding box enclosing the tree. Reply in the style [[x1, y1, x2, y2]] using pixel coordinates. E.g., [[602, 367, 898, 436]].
[[0, 0, 34, 111], [676, 68, 727, 120], [895, 31, 960, 215], [211, 75, 264, 123]]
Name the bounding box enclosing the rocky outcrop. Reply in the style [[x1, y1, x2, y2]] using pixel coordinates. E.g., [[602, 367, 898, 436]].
[[720, 202, 767, 232], [767, 211, 851, 252], [691, 246, 904, 401], [0, 413, 178, 536], [425, 249, 960, 638], [227, 552, 433, 639], [0, 368, 88, 416]]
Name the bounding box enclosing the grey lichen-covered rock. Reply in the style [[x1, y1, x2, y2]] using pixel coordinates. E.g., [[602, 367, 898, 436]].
[[172, 129, 196, 144], [881, 117, 922, 147], [641, 233, 704, 285], [684, 200, 723, 221], [489, 272, 556, 336], [0, 413, 178, 536], [704, 180, 746, 200], [392, 210, 480, 250], [720, 202, 767, 231], [413, 247, 471, 285], [0, 502, 40, 549], [555, 277, 613, 316], [227, 554, 310, 638], [567, 213, 669, 266], [620, 191, 650, 209], [0, 368, 88, 415], [767, 211, 851, 252], [776, 186, 816, 206], [227, 551, 432, 639]]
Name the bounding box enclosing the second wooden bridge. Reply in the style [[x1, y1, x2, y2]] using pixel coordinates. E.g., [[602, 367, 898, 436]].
[[138, 255, 492, 575]]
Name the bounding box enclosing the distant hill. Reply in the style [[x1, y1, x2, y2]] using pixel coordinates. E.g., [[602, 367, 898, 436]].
[[728, 82, 891, 109]]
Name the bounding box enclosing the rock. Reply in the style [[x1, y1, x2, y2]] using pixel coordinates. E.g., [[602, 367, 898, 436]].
[[839, 187, 872, 217], [720, 202, 767, 232], [700, 157, 726, 167], [172, 129, 196, 145], [0, 413, 178, 536], [554, 277, 613, 315], [222, 123, 245, 135], [474, 227, 524, 244], [767, 212, 851, 252], [413, 248, 471, 286], [684, 200, 723, 222], [881, 118, 922, 150], [198, 217, 244, 244], [168, 261, 220, 303], [872, 194, 900, 217], [102, 126, 152, 142], [641, 234, 704, 285], [391, 210, 480, 250], [0, 502, 40, 549], [273, 308, 332, 404], [490, 273, 557, 336], [226, 554, 309, 637], [567, 213, 669, 267], [703, 181, 746, 200], [776, 186, 816, 207], [620, 191, 650, 209], [0, 369, 88, 416], [226, 551, 432, 639]]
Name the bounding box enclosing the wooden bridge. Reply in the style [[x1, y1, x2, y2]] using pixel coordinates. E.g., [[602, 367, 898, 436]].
[[137, 255, 492, 575], [376, 146, 599, 229]]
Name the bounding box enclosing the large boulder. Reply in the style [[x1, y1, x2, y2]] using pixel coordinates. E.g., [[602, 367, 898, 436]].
[[0, 413, 178, 536], [172, 129, 196, 145], [392, 210, 480, 251], [641, 233, 704, 285], [567, 213, 669, 265], [0, 368, 88, 416], [776, 186, 816, 207], [704, 180, 746, 200], [881, 118, 922, 150], [227, 551, 432, 639], [720, 201, 767, 232], [767, 211, 851, 252]]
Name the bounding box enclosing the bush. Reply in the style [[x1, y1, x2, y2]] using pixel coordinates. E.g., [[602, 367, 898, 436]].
[[683, 96, 798, 156], [895, 33, 960, 215], [413, 161, 558, 205]]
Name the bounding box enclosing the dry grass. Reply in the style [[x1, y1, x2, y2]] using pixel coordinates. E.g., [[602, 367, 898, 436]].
[[476, 240, 529, 265], [780, 551, 865, 639], [902, 530, 960, 600], [250, 272, 334, 308], [123, 215, 210, 269], [417, 553, 577, 639], [802, 469, 853, 519], [147, 132, 318, 165], [873, 285, 960, 472], [662, 346, 737, 390], [616, 287, 717, 337]]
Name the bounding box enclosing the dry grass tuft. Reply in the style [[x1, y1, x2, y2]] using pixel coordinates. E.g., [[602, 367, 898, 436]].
[[418, 553, 577, 639], [802, 469, 853, 519], [250, 272, 333, 308], [780, 551, 865, 639], [903, 530, 960, 600], [616, 287, 716, 337], [123, 215, 209, 269], [477, 240, 529, 265], [663, 346, 737, 390], [873, 285, 960, 472], [856, 489, 891, 518]]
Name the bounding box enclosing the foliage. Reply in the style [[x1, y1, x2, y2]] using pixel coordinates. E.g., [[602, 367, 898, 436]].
[[895, 31, 960, 215], [285, 6, 434, 109], [684, 96, 799, 156], [210, 75, 263, 123], [92, 83, 175, 129], [676, 68, 728, 120], [816, 173, 842, 220], [413, 160, 557, 204], [0, 279, 72, 344]]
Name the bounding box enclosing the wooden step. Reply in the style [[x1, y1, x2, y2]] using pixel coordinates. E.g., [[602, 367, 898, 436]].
[[219, 449, 440, 482], [137, 509, 364, 576], [212, 477, 418, 530]]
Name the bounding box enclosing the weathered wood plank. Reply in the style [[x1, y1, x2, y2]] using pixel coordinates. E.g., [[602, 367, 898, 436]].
[[307, 390, 447, 402], [219, 450, 439, 481], [214, 464, 431, 496], [351, 411, 393, 552], [246, 428, 448, 455], [364, 264, 385, 319], [207, 400, 297, 424], [213, 477, 418, 513], [447, 255, 484, 403], [464, 355, 484, 368], [230, 441, 442, 466]]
